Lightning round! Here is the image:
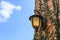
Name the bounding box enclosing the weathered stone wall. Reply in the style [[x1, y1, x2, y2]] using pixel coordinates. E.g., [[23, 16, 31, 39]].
[[33, 0, 60, 40]]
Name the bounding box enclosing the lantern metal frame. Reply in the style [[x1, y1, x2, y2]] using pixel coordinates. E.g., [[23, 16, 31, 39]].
[[29, 15, 43, 29], [29, 14, 47, 31]]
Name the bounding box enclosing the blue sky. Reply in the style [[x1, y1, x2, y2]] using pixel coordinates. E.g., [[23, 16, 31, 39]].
[[0, 0, 34, 40]]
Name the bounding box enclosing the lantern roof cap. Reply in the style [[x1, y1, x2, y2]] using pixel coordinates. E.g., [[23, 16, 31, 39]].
[[29, 15, 43, 21]]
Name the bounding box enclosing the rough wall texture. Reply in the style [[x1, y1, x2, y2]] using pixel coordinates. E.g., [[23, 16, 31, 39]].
[[33, 0, 60, 40]]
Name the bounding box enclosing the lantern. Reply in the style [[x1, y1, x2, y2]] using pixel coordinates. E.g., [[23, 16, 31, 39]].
[[29, 15, 43, 29]]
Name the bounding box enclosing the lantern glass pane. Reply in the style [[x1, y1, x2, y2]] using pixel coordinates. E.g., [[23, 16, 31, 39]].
[[33, 17, 39, 27]]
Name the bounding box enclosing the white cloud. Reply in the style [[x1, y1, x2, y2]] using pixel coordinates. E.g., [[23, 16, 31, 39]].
[[0, 1, 21, 22]]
